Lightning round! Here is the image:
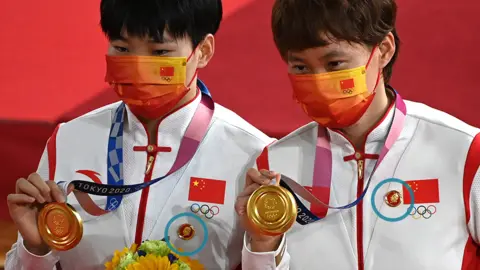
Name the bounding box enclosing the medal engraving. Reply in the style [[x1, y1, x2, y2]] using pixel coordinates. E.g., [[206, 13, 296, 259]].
[[46, 211, 69, 237], [38, 203, 83, 251], [259, 196, 281, 222], [247, 185, 297, 236]]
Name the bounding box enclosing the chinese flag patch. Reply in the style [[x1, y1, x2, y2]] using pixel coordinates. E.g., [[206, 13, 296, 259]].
[[160, 66, 174, 77], [305, 186, 330, 218], [402, 179, 440, 204], [340, 78, 355, 89], [188, 177, 227, 205]]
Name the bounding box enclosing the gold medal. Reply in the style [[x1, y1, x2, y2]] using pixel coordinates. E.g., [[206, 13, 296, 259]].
[[246, 185, 297, 236], [37, 202, 83, 251]]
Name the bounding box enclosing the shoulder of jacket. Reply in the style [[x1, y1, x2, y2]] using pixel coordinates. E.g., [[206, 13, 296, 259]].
[[268, 122, 318, 149], [212, 103, 274, 145], [57, 102, 121, 130], [405, 100, 479, 139]]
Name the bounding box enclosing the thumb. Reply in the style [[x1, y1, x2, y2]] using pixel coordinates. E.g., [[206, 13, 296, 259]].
[[274, 173, 281, 186]]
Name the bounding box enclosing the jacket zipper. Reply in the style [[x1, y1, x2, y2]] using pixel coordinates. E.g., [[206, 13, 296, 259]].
[[134, 146, 157, 245], [355, 155, 365, 270], [131, 90, 201, 246], [145, 156, 155, 175]]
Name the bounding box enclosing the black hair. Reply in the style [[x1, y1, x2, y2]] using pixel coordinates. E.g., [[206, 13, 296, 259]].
[[100, 0, 223, 47], [272, 0, 399, 83]]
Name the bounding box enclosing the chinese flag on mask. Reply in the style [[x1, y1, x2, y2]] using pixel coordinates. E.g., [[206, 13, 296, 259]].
[[160, 66, 174, 77], [188, 177, 227, 205], [340, 78, 355, 90], [402, 179, 440, 204]]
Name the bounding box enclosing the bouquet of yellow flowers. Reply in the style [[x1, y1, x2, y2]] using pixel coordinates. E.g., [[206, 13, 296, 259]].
[[105, 240, 204, 270]]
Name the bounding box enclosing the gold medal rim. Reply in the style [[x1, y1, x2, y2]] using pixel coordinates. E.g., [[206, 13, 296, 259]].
[[384, 190, 402, 207], [247, 185, 297, 236], [37, 202, 83, 251]]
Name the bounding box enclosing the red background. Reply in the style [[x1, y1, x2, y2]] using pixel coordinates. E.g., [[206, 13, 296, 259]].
[[0, 0, 479, 222]]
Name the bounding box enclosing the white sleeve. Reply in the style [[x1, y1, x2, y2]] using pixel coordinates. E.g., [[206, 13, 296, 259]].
[[241, 233, 290, 270], [4, 148, 60, 270]]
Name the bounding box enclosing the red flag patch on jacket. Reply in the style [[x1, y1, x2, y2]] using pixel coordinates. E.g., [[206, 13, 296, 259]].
[[188, 177, 226, 205], [402, 179, 440, 204]]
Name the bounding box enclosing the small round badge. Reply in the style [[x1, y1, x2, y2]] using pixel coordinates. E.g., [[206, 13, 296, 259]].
[[177, 223, 195, 240], [384, 190, 402, 207], [164, 212, 208, 257]]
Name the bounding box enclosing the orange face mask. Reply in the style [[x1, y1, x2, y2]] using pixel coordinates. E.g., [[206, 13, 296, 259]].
[[289, 48, 380, 129], [105, 54, 196, 120]]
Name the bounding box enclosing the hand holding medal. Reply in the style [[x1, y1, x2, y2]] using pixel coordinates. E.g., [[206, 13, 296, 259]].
[[5, 92, 215, 255], [235, 169, 297, 249], [246, 173, 297, 236], [6, 173, 81, 254]]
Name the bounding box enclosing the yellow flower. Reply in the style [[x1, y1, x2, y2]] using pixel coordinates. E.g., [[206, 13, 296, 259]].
[[177, 256, 204, 270], [105, 244, 138, 270], [124, 254, 179, 270], [171, 248, 204, 270], [105, 242, 204, 270]]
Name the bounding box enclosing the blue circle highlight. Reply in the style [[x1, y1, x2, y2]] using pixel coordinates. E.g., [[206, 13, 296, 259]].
[[371, 178, 414, 222], [164, 212, 208, 257]]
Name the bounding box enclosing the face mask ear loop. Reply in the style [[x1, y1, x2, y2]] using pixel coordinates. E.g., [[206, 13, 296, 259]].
[[186, 70, 198, 88], [184, 45, 201, 89], [366, 45, 378, 69], [366, 45, 382, 92]]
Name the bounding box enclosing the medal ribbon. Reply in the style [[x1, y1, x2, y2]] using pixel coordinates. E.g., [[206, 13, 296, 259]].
[[260, 91, 407, 225], [58, 90, 214, 216]]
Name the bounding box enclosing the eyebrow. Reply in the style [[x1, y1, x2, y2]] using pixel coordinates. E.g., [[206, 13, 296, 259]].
[[322, 50, 347, 59], [287, 54, 304, 62], [287, 49, 347, 62], [149, 36, 176, 44]]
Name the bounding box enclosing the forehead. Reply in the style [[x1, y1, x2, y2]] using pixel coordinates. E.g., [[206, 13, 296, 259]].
[[116, 29, 176, 43], [287, 40, 368, 61]]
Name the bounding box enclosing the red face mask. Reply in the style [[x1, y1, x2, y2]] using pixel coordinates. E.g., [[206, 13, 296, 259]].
[[105, 51, 197, 120], [289, 47, 381, 128]]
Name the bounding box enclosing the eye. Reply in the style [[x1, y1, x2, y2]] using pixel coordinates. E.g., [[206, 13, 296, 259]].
[[291, 65, 309, 74], [327, 61, 344, 71], [152, 50, 170, 56], [114, 46, 129, 53]]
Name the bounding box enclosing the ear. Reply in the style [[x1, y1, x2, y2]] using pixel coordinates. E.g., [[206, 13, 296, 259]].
[[378, 32, 396, 69], [196, 34, 215, 69]]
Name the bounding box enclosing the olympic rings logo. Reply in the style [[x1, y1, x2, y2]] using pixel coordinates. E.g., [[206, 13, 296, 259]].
[[410, 205, 437, 219], [190, 203, 220, 219], [107, 198, 119, 211]]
